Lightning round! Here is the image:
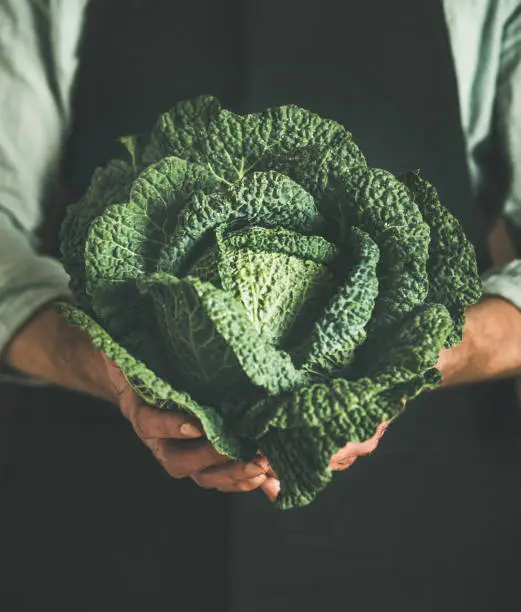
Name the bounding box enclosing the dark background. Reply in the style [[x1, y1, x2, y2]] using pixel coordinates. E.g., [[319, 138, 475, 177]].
[[1, 1, 521, 611]]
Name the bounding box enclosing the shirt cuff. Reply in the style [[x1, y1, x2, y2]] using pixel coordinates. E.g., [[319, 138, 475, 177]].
[[0, 254, 72, 384], [0, 279, 72, 384], [481, 259, 521, 311]]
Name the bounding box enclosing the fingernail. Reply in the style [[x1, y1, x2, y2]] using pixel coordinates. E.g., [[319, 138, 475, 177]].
[[180, 423, 202, 438], [267, 478, 281, 502]]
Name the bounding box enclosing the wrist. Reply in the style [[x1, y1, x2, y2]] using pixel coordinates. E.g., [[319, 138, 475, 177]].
[[5, 304, 117, 404], [436, 335, 473, 386], [437, 296, 521, 386], [56, 310, 117, 403], [436, 306, 478, 386]]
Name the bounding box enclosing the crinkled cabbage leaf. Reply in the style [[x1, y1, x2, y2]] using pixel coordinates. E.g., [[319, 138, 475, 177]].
[[60, 96, 481, 509]]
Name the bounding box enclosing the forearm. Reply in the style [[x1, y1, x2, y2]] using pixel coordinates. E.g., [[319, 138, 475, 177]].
[[437, 296, 521, 386], [5, 304, 116, 404]]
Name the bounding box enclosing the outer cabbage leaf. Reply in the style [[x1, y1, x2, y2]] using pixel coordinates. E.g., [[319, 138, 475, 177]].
[[401, 170, 482, 347], [326, 167, 431, 331], [141, 95, 222, 167], [141, 95, 366, 191], [57, 302, 256, 460], [81, 157, 219, 347], [60, 159, 134, 311]]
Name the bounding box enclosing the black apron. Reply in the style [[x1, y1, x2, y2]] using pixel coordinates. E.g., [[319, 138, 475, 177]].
[[2, 1, 520, 611]]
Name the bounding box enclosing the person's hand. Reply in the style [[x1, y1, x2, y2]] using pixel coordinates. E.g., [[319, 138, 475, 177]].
[[329, 419, 392, 471], [103, 356, 278, 496], [5, 305, 277, 496], [196, 420, 392, 503], [191, 456, 281, 501], [106, 353, 388, 501], [191, 419, 392, 503], [155, 294, 521, 499]]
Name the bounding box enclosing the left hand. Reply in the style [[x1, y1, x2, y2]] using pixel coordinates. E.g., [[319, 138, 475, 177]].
[[194, 303, 490, 501], [191, 455, 281, 501], [192, 419, 392, 502], [328, 419, 392, 471]]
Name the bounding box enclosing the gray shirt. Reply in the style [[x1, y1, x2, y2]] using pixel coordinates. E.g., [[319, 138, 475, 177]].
[[0, 0, 520, 361]]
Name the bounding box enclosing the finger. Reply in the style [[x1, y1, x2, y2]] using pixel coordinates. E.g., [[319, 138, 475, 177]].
[[330, 419, 392, 467], [141, 436, 165, 467], [341, 437, 378, 457], [132, 403, 203, 440], [215, 474, 268, 493], [254, 450, 277, 478], [191, 456, 269, 490], [103, 354, 204, 440], [330, 454, 358, 471], [329, 439, 375, 469], [261, 476, 281, 502], [157, 438, 230, 479]]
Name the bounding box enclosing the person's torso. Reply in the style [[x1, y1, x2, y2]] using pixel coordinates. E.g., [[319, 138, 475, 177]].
[[45, 1, 521, 609]]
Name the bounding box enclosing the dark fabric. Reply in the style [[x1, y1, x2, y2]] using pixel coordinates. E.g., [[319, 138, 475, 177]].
[[2, 1, 520, 611], [0, 386, 230, 612]]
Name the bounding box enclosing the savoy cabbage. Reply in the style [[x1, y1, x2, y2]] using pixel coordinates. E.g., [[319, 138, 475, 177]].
[[60, 95, 481, 509]]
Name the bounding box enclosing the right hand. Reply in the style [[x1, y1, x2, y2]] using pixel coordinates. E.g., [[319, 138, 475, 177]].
[[103, 356, 278, 495], [5, 305, 278, 497]]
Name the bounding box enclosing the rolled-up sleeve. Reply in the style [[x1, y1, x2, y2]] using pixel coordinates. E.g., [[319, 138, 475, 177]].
[[0, 210, 70, 352], [0, 0, 87, 359], [481, 3, 521, 305], [482, 261, 521, 310], [444, 1, 521, 308]]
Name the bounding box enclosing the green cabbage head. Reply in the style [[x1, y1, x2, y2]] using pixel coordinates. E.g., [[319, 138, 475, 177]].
[[60, 95, 482, 509]]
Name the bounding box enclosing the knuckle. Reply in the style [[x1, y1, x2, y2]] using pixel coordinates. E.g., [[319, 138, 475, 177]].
[[237, 465, 250, 480], [236, 479, 257, 492], [132, 413, 148, 440], [332, 455, 357, 470], [160, 456, 186, 479], [156, 419, 171, 439], [234, 481, 250, 492], [194, 476, 213, 490], [118, 401, 131, 421], [149, 442, 165, 465], [365, 441, 379, 455], [331, 450, 349, 464], [240, 463, 261, 479], [168, 465, 187, 479], [191, 474, 208, 488]]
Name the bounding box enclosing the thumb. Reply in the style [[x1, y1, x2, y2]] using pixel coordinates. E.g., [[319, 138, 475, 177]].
[[101, 353, 129, 397], [101, 352, 203, 440]]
